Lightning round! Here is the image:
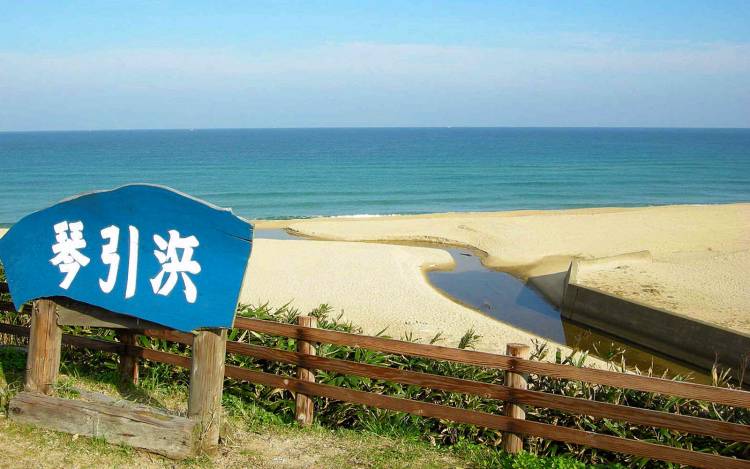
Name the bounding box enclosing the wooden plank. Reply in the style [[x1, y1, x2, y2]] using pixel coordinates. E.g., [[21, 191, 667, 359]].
[[0, 323, 159, 356], [141, 328, 194, 345], [135, 347, 191, 368], [510, 386, 750, 443], [233, 317, 750, 407], [0, 322, 124, 354], [295, 316, 317, 426], [225, 341, 514, 397], [25, 300, 62, 394], [224, 366, 749, 469], [8, 391, 196, 459], [188, 328, 227, 455], [225, 340, 750, 442], [55, 297, 169, 329], [503, 343, 530, 454], [0, 323, 29, 338], [63, 333, 124, 354], [510, 359, 750, 407]]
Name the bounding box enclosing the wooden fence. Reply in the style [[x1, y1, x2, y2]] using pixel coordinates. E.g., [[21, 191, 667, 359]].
[[1, 292, 750, 467]]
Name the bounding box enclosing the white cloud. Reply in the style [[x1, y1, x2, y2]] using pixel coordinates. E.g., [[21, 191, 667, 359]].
[[1, 37, 748, 129]]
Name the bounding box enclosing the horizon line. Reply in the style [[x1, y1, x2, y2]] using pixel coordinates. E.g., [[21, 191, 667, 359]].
[[2, 125, 750, 134]]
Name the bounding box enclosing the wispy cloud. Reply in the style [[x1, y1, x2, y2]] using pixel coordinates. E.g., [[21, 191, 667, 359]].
[[1, 36, 749, 129]]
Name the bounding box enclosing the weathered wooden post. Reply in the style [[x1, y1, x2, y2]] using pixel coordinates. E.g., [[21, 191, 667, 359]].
[[189, 328, 227, 454], [295, 315, 318, 426], [502, 342, 531, 454], [24, 299, 62, 394], [117, 330, 139, 386]]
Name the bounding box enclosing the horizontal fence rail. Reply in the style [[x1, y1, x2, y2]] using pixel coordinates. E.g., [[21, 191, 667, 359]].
[[1, 292, 750, 468], [233, 317, 750, 408]]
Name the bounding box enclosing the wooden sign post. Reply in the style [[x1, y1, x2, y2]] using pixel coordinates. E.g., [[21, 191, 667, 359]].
[[24, 299, 61, 394], [0, 185, 254, 458], [189, 328, 228, 453], [295, 315, 318, 426], [116, 329, 139, 385]]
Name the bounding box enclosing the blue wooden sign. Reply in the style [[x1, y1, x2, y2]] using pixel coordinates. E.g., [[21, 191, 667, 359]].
[[0, 184, 253, 332]]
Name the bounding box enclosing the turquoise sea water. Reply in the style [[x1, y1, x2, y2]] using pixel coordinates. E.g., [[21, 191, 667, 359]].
[[0, 128, 748, 223]]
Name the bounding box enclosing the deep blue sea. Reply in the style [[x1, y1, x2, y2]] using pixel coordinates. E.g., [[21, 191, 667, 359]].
[[0, 128, 748, 224]]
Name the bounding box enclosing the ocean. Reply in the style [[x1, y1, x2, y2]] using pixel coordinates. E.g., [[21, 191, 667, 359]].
[[0, 128, 748, 223]]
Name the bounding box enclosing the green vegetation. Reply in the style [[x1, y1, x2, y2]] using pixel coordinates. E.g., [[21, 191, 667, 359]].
[[1, 264, 748, 467], [1, 345, 590, 468], [226, 303, 748, 467]]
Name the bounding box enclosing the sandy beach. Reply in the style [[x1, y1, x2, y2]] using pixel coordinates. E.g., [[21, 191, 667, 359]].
[[255, 203, 750, 345], [240, 239, 553, 351]]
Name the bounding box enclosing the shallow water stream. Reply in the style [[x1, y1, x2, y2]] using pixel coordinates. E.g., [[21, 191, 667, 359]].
[[427, 247, 566, 342]]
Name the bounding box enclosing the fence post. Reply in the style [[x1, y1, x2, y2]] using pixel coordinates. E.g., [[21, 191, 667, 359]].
[[117, 330, 139, 386], [295, 315, 318, 426], [502, 342, 531, 454], [189, 328, 227, 454], [25, 299, 62, 394]]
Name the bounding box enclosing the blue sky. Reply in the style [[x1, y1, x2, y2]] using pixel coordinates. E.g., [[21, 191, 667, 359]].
[[1, 1, 749, 130]]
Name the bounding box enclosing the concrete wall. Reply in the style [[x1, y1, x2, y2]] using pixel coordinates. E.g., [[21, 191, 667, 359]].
[[562, 259, 750, 382]]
